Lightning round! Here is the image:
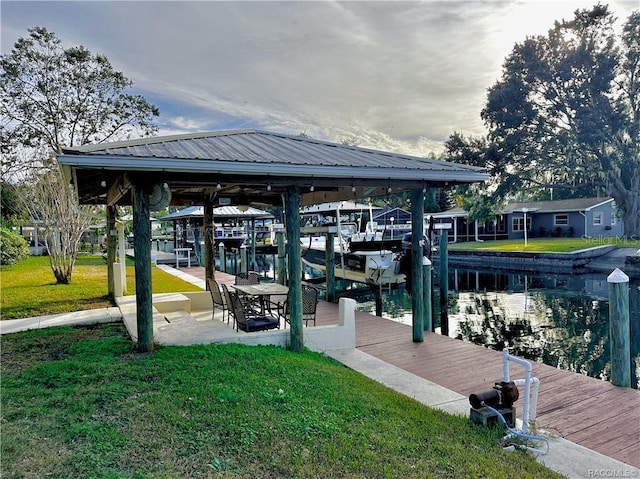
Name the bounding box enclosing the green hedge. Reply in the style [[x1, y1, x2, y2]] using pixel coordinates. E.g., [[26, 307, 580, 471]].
[[0, 227, 30, 265]]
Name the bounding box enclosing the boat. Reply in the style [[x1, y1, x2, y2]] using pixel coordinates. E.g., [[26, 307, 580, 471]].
[[348, 221, 405, 253], [300, 221, 406, 287]]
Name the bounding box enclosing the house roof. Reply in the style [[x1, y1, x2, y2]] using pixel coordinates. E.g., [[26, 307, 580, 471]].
[[300, 201, 381, 216], [429, 197, 614, 218], [373, 207, 411, 219], [57, 129, 488, 207], [162, 205, 273, 220], [502, 197, 613, 213]]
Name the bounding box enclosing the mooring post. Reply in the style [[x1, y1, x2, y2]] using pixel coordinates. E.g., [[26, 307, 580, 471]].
[[250, 218, 257, 271], [276, 229, 286, 285], [240, 244, 248, 274], [218, 243, 226, 273], [326, 231, 336, 303], [607, 268, 631, 388], [423, 256, 432, 332], [439, 227, 449, 336], [204, 195, 215, 282], [374, 287, 383, 317], [410, 188, 424, 342]]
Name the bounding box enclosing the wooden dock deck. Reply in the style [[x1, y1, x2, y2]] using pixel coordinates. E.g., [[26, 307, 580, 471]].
[[191, 267, 640, 468]]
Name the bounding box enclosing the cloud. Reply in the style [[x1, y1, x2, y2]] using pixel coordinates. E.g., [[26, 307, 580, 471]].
[[2, 0, 637, 156]]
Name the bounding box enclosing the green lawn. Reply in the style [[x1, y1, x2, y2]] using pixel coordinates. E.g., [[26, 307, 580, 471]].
[[0, 324, 562, 479], [0, 256, 201, 320], [447, 237, 624, 253]]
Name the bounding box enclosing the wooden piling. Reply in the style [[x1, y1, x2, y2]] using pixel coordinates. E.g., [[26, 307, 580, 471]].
[[410, 189, 424, 342], [326, 231, 336, 303], [240, 244, 248, 274], [439, 229, 449, 336], [285, 186, 303, 352], [106, 205, 116, 298], [132, 182, 153, 352], [607, 268, 631, 387], [218, 243, 226, 273], [204, 196, 215, 282], [423, 257, 432, 332], [276, 230, 286, 285]]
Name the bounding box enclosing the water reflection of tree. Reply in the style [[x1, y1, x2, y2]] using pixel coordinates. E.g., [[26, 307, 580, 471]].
[[455, 294, 542, 360], [539, 294, 609, 381], [455, 292, 610, 380]]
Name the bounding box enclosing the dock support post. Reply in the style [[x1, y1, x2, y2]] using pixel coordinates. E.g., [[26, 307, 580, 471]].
[[250, 218, 256, 271], [374, 287, 383, 317], [410, 188, 424, 342], [423, 257, 432, 332], [326, 231, 336, 303], [204, 195, 215, 282], [106, 205, 116, 299], [132, 181, 153, 352], [608, 268, 631, 387], [285, 186, 303, 352], [240, 244, 248, 274], [218, 243, 226, 273], [117, 221, 126, 294], [276, 230, 286, 285], [439, 228, 449, 336]]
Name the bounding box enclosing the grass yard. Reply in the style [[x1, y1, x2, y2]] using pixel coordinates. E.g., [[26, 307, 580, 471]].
[[0, 323, 562, 479], [0, 256, 201, 320], [447, 237, 620, 253]]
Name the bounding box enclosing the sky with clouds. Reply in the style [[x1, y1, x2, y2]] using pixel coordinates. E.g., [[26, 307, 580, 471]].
[[1, 0, 637, 156]]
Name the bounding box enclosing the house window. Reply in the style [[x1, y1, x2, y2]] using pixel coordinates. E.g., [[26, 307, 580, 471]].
[[611, 214, 617, 226], [554, 214, 568, 226], [593, 212, 603, 226], [512, 217, 531, 232]]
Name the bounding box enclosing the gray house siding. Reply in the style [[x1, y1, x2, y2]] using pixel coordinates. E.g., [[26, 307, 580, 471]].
[[584, 202, 623, 237], [432, 198, 624, 242], [506, 199, 623, 239]]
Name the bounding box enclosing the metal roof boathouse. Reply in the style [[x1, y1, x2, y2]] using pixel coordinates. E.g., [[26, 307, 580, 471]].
[[58, 129, 488, 351]]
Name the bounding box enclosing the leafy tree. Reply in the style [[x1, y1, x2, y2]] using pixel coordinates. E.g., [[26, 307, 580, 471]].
[[1, 26, 159, 282], [447, 5, 640, 237]]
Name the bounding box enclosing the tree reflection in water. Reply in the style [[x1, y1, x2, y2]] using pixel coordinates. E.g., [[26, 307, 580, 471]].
[[351, 268, 638, 389]]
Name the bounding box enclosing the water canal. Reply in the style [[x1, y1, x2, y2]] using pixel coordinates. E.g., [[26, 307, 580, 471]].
[[349, 267, 640, 389], [226, 251, 639, 388]]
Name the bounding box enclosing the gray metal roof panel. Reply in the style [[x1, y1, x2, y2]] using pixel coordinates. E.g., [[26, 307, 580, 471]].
[[62, 129, 486, 175], [163, 205, 273, 220]]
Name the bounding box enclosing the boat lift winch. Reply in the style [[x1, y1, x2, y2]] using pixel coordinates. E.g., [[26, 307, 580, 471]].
[[468, 348, 548, 454]]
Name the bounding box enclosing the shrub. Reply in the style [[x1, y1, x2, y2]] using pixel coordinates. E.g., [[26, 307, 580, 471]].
[[0, 227, 30, 265]]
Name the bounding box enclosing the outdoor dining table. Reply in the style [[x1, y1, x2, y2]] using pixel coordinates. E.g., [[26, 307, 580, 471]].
[[233, 283, 289, 315]]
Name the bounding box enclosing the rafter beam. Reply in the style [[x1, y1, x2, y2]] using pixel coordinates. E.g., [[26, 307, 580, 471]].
[[106, 173, 132, 206]]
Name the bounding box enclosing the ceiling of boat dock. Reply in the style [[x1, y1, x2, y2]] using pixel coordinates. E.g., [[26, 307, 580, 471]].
[[58, 129, 488, 207]]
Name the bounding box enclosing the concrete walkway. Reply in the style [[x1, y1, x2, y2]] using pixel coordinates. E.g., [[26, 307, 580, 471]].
[[2, 266, 638, 479], [325, 348, 639, 479], [0, 307, 122, 335]]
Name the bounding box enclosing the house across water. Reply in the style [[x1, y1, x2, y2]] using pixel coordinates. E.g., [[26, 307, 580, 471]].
[[429, 197, 623, 242]]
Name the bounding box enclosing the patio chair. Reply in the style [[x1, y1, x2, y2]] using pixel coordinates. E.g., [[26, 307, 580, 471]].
[[207, 279, 227, 323], [235, 271, 260, 285], [278, 284, 319, 328], [234, 271, 261, 310], [226, 286, 280, 333]]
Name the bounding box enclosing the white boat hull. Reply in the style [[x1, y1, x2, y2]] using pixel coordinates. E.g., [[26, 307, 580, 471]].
[[301, 243, 405, 286]]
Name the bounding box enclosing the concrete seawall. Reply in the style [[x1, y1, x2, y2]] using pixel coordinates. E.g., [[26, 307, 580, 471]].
[[435, 245, 621, 273]]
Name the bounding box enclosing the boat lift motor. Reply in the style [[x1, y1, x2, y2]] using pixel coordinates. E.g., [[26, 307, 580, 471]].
[[469, 380, 519, 428], [468, 348, 549, 455]]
